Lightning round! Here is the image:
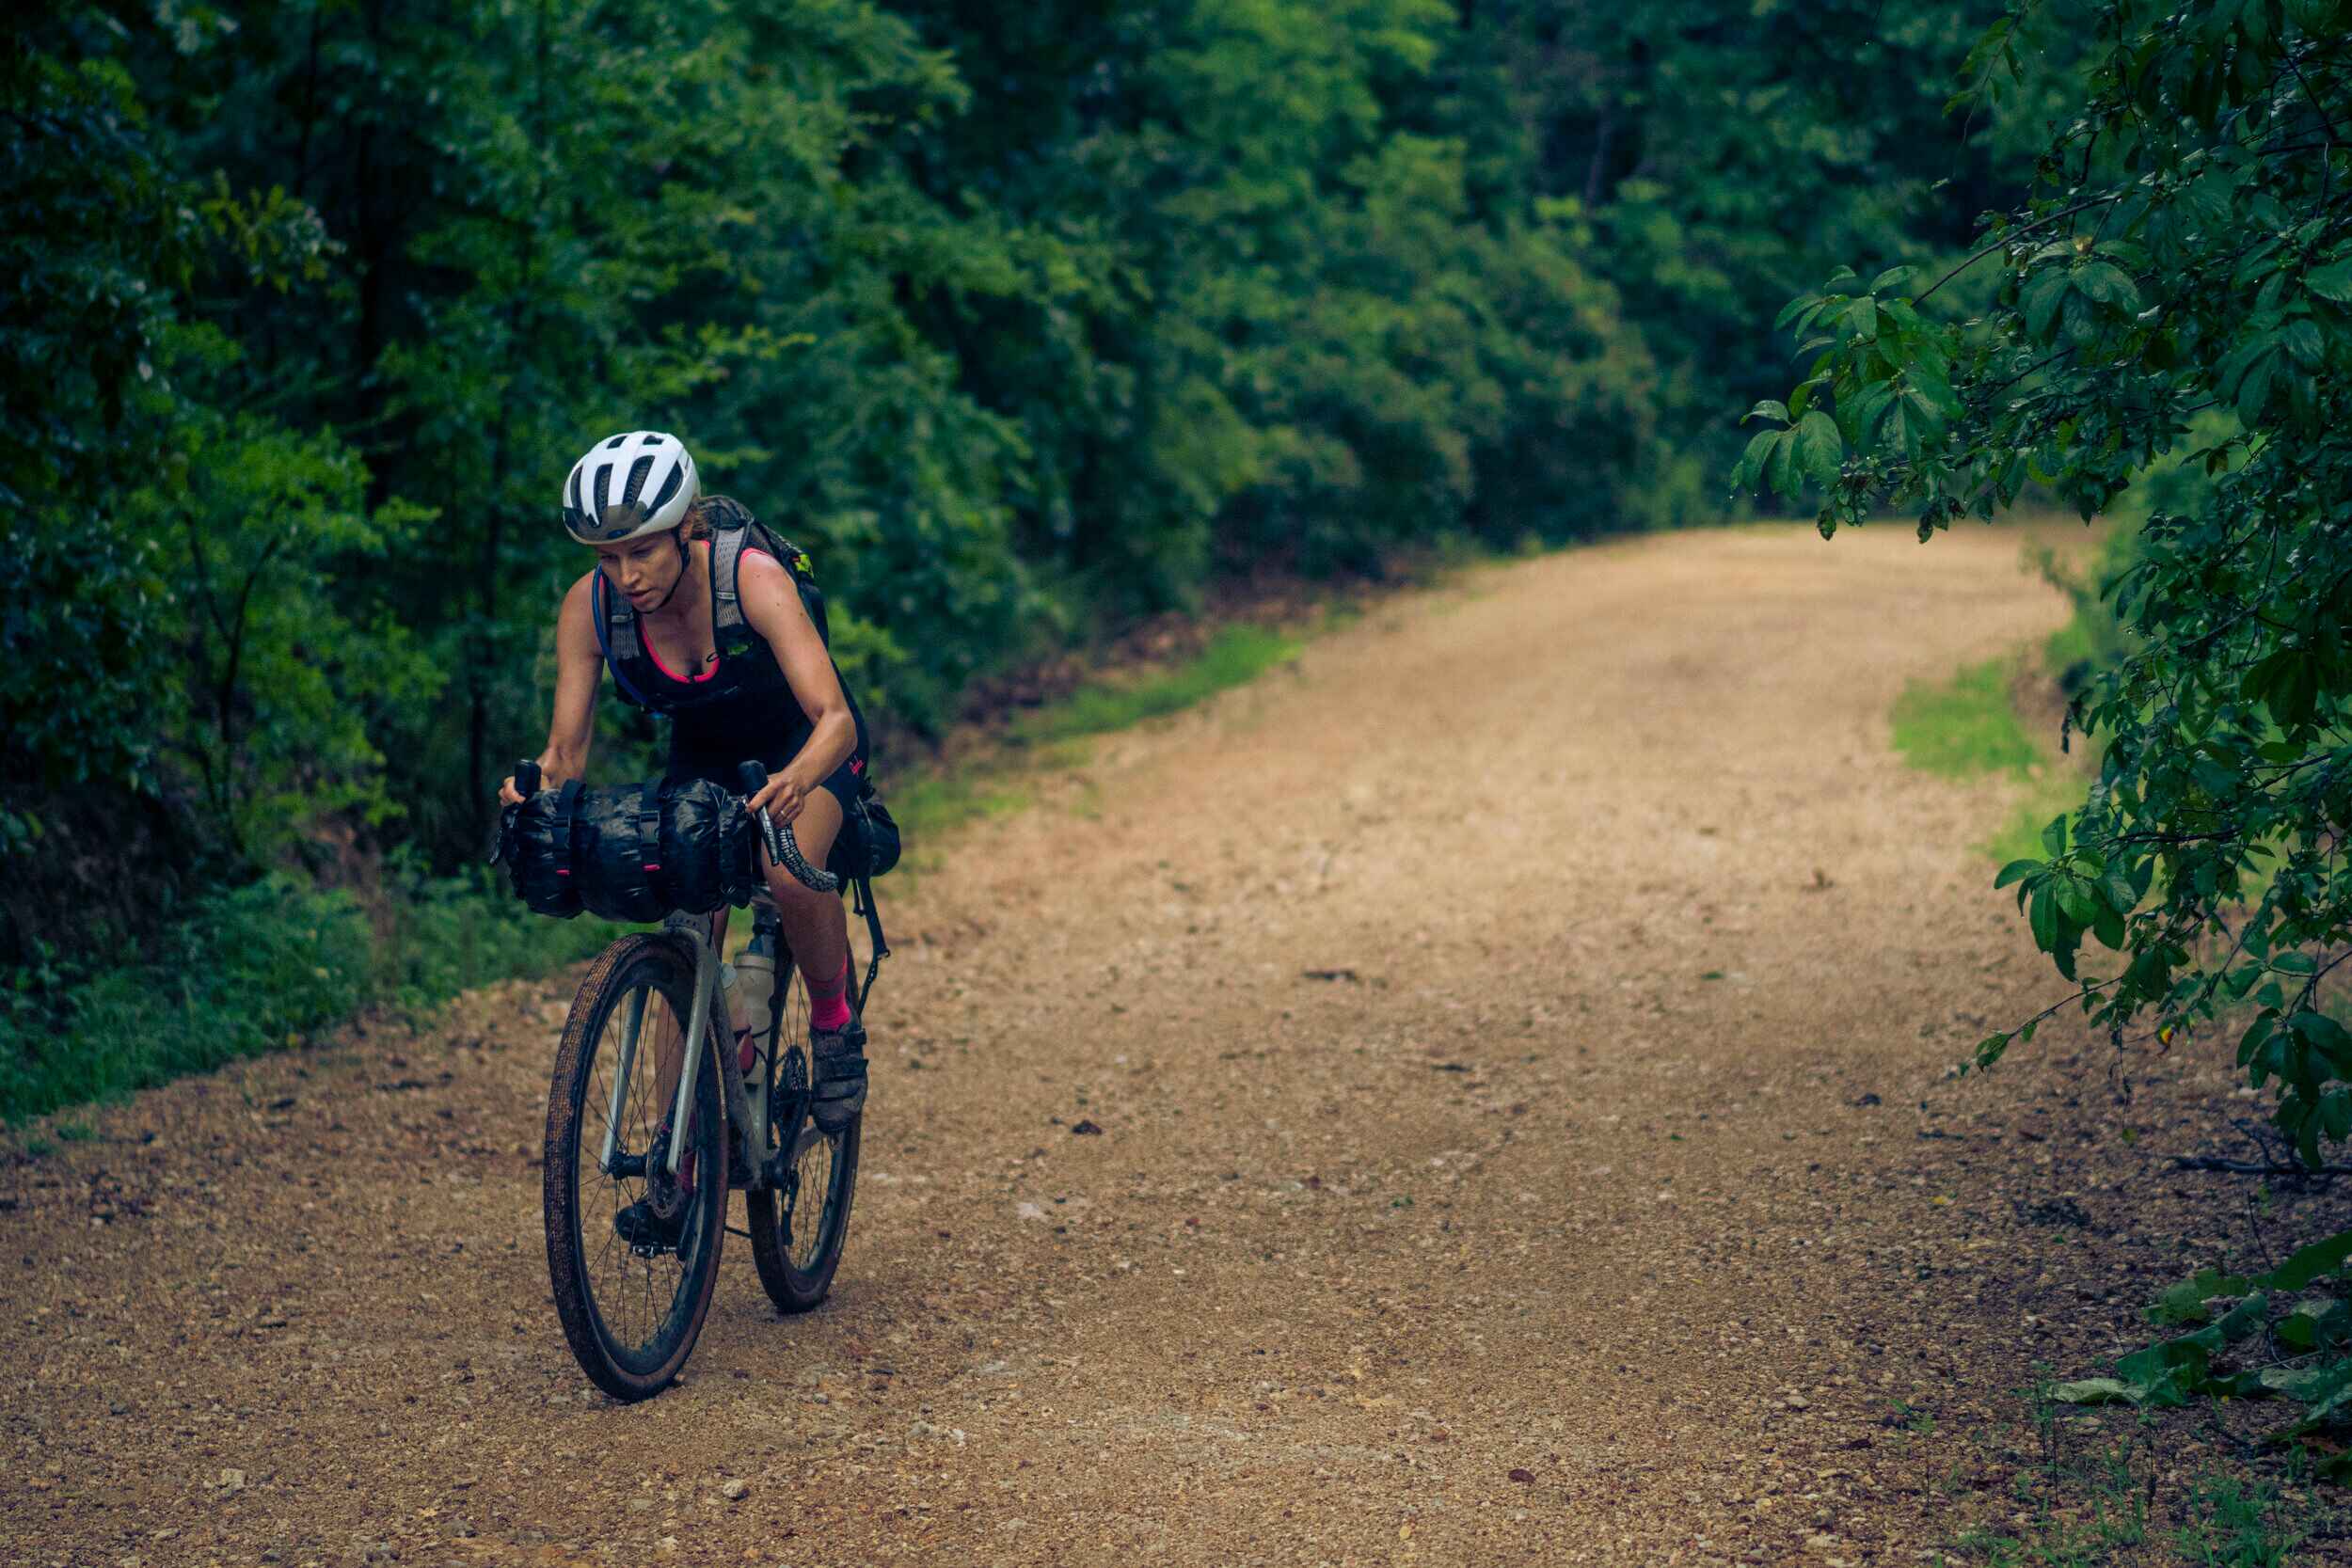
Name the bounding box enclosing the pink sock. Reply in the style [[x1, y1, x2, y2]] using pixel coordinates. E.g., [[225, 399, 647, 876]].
[[809, 956, 852, 1032]]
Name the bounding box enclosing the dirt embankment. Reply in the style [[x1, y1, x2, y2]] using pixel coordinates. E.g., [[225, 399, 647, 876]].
[[7, 523, 2340, 1567]]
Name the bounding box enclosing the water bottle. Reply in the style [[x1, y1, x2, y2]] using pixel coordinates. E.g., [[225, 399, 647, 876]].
[[735, 928, 779, 1094]]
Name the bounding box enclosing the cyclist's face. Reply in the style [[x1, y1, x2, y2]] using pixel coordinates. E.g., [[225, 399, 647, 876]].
[[596, 532, 684, 609]]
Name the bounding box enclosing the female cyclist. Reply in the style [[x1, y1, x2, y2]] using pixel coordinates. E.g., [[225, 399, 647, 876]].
[[499, 431, 869, 1180]]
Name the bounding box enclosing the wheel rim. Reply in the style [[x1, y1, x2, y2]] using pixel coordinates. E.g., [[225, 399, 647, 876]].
[[788, 1122, 842, 1272], [572, 978, 715, 1373]]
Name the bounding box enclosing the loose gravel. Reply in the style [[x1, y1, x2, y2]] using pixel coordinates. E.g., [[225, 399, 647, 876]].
[[8, 523, 2344, 1566]]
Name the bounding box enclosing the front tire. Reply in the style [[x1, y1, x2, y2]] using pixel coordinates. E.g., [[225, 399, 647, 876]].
[[543, 935, 727, 1401]]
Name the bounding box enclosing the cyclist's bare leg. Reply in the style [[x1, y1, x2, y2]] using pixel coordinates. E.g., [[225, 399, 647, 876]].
[[761, 790, 849, 992]]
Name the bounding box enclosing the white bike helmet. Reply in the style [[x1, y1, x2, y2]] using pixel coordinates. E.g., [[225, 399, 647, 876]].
[[561, 431, 699, 544]]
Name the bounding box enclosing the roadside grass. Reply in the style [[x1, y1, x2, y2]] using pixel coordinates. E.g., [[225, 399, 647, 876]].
[[1932, 1425, 2329, 1568], [888, 622, 1305, 863], [892, 771, 1036, 846], [2, 869, 622, 1132], [1009, 624, 1301, 746], [1890, 654, 2087, 865], [1892, 658, 2042, 780]]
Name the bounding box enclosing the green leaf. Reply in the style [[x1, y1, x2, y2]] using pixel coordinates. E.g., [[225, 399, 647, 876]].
[[1774, 293, 1824, 332], [1994, 859, 2042, 890], [1744, 399, 1790, 426], [1793, 409, 1844, 485], [2098, 862, 2138, 914], [2149, 1269, 2254, 1325], [2233, 342, 2280, 423], [1763, 426, 1798, 499], [2040, 814, 2069, 857], [2113, 1336, 2211, 1407], [2306, 260, 2352, 304], [2213, 1291, 2271, 1344], [2261, 1227, 2352, 1292], [2021, 268, 2072, 341], [2324, 1090, 2352, 1143], [2052, 1377, 2142, 1405], [2274, 652, 2318, 725], [1867, 265, 1916, 295], [1735, 428, 1781, 493], [2282, 316, 2327, 370], [2284, 1364, 2352, 1434], [2075, 261, 2141, 312], [2277, 1302, 2332, 1351], [2028, 885, 2061, 954]]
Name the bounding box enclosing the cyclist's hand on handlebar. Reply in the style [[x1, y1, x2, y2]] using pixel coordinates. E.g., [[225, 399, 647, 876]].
[[746, 772, 806, 827], [498, 775, 526, 807]]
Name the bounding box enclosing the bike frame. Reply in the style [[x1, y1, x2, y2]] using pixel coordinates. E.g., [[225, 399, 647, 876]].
[[596, 905, 783, 1189]]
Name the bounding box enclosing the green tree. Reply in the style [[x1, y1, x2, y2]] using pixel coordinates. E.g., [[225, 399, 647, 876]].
[[1739, 0, 2352, 1164]]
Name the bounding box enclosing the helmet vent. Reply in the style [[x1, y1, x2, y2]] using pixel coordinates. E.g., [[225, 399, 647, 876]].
[[645, 462, 684, 515], [621, 455, 655, 510]]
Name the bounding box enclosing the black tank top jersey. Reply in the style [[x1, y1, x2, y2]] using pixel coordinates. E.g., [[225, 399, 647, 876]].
[[638, 549, 868, 776]]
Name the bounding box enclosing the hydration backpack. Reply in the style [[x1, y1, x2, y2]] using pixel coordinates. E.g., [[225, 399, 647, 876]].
[[591, 496, 830, 713]]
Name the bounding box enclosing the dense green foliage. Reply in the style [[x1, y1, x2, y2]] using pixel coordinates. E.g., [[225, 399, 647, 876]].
[[1740, 0, 2352, 1442], [5, 0, 2055, 1100]]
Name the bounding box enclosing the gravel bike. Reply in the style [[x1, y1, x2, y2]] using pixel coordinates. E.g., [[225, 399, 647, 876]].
[[502, 759, 875, 1401]]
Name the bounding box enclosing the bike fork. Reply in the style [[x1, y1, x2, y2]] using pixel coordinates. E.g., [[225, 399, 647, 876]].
[[666, 930, 719, 1179], [598, 989, 649, 1175]]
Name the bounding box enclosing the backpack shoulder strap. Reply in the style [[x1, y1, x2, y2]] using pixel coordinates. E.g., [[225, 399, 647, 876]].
[[705, 497, 831, 648], [591, 572, 659, 708], [708, 507, 754, 644]]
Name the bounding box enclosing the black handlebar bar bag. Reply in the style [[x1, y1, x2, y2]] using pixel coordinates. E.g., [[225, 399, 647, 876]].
[[507, 781, 586, 918], [658, 779, 755, 913], [509, 780, 755, 921], [573, 783, 672, 925]]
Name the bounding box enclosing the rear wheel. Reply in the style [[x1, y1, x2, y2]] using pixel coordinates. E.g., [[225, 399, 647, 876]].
[[747, 947, 860, 1312], [544, 935, 727, 1400]]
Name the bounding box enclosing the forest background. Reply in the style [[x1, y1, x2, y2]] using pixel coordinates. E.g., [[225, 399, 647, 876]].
[[5, 0, 2080, 1113]]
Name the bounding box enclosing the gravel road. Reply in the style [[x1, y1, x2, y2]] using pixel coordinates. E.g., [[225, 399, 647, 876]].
[[9, 523, 2319, 1567]]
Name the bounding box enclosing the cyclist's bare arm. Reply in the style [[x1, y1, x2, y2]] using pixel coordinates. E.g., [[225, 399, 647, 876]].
[[500, 573, 602, 805], [736, 551, 853, 824]]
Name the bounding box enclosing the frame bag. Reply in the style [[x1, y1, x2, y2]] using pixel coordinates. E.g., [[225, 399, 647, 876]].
[[834, 779, 900, 881]]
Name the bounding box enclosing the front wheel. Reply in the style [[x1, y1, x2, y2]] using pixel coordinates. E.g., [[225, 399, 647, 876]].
[[544, 934, 727, 1400]]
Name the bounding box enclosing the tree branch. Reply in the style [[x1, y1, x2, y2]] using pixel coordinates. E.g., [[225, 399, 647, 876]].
[[1916, 195, 2123, 305]]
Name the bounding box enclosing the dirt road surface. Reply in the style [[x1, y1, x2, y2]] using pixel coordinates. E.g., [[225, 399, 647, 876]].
[[7, 525, 2323, 1566]]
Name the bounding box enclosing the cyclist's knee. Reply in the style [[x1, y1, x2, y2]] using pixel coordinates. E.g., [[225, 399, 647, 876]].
[[759, 851, 836, 914]]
